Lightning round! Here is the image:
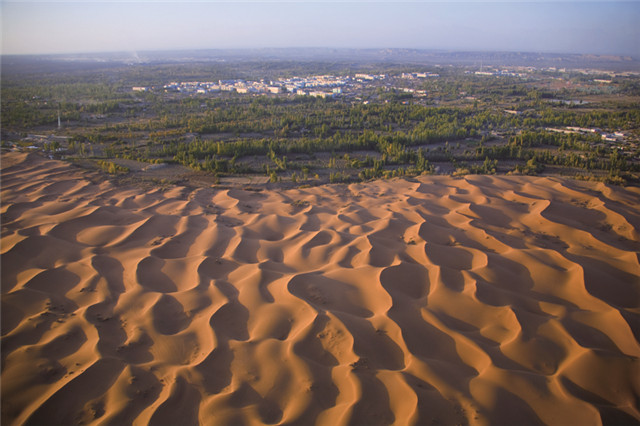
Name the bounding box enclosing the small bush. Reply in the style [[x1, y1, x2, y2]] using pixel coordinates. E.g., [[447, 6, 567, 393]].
[[96, 160, 129, 174]]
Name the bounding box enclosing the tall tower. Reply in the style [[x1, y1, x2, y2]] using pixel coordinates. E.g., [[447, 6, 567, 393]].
[[57, 109, 62, 129]]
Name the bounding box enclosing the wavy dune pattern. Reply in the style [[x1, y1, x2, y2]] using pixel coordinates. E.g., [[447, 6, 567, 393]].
[[2, 152, 640, 425]]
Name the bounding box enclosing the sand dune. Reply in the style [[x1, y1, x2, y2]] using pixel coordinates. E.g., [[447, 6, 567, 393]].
[[2, 152, 639, 425]]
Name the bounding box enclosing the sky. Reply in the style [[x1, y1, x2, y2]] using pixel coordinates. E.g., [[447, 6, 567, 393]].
[[2, 1, 639, 56]]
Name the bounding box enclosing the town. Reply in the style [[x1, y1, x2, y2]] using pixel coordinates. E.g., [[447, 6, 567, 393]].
[[130, 66, 639, 100], [134, 72, 440, 98]]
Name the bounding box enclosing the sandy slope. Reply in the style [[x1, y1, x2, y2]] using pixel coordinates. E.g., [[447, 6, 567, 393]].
[[2, 152, 639, 426]]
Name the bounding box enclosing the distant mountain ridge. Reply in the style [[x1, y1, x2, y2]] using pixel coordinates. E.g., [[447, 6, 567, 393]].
[[3, 48, 639, 72]]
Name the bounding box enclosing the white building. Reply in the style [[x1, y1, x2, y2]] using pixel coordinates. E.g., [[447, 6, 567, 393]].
[[309, 91, 332, 98]]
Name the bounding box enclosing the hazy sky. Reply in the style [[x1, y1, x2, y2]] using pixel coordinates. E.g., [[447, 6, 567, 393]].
[[2, 1, 639, 56]]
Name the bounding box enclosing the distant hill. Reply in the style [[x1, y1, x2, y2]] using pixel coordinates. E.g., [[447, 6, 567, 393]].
[[3, 48, 640, 74]]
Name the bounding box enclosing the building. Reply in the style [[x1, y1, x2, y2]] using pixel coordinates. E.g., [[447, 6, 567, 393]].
[[309, 91, 332, 98]]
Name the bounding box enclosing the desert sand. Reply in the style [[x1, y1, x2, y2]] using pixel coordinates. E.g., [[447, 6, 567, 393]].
[[2, 151, 639, 425]]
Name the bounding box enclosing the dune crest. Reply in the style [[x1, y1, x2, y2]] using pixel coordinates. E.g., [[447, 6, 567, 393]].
[[2, 152, 639, 425]]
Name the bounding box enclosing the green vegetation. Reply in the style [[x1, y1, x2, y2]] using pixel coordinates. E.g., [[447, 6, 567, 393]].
[[96, 160, 129, 174], [2, 60, 639, 185]]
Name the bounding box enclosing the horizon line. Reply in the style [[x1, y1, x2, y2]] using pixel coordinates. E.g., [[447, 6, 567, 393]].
[[2, 46, 639, 59]]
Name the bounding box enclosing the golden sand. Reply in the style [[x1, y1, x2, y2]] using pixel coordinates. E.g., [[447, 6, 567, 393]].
[[2, 152, 639, 425]]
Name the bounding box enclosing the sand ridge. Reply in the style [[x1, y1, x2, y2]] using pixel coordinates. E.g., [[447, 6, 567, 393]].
[[2, 152, 639, 425]]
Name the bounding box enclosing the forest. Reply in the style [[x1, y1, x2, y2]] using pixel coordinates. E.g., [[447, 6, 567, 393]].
[[2, 58, 639, 186]]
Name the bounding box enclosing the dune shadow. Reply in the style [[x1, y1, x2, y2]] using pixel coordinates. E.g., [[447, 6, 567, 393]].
[[24, 358, 125, 426], [85, 301, 153, 364], [336, 312, 405, 371], [288, 273, 373, 318], [387, 302, 478, 390], [227, 381, 283, 425], [482, 385, 546, 426], [380, 262, 430, 300], [136, 256, 178, 293], [293, 314, 339, 368], [563, 253, 640, 309], [194, 346, 234, 395], [152, 295, 191, 335], [105, 366, 163, 425], [91, 254, 125, 295], [149, 375, 201, 426], [402, 372, 468, 426], [151, 215, 209, 259], [349, 367, 396, 425], [209, 300, 250, 342]]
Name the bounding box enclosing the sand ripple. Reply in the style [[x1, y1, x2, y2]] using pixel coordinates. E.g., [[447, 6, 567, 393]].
[[2, 153, 640, 425]]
